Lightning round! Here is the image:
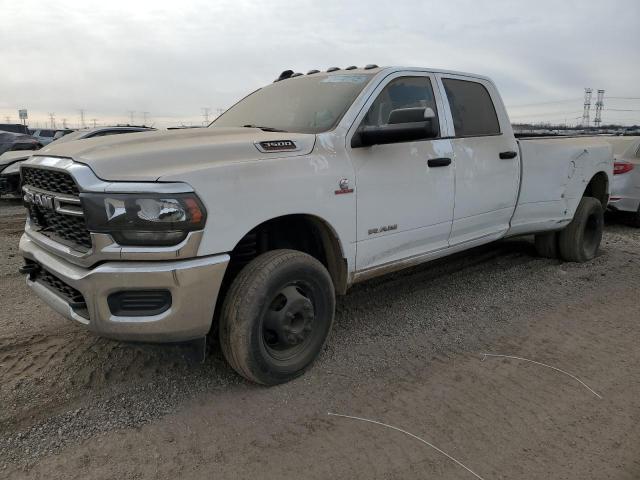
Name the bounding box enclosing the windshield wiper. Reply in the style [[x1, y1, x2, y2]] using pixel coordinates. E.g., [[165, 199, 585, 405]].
[[242, 124, 288, 132]]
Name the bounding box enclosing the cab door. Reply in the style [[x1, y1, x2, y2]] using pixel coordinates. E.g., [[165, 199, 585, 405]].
[[347, 73, 455, 272], [438, 75, 520, 245]]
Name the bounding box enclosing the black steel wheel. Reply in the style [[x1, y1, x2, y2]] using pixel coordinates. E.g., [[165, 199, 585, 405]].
[[219, 249, 335, 385]]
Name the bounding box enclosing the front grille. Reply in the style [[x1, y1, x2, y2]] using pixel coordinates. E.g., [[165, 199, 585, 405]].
[[21, 166, 80, 196], [22, 167, 92, 251], [27, 204, 92, 249], [25, 260, 89, 320]]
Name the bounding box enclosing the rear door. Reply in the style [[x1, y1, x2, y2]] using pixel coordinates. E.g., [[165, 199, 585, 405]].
[[437, 75, 520, 245]]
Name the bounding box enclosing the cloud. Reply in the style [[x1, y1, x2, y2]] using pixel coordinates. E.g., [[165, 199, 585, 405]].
[[1, 0, 639, 126]]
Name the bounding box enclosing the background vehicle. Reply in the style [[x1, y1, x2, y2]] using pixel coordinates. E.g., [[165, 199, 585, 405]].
[[0, 125, 155, 197], [30, 128, 74, 145], [0, 123, 30, 134], [0, 130, 42, 156], [603, 136, 640, 225], [18, 66, 613, 385]]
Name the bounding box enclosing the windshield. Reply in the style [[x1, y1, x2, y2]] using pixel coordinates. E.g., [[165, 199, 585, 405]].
[[212, 72, 375, 134]]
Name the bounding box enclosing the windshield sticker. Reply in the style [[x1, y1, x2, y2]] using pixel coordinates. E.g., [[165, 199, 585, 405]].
[[321, 75, 370, 84]]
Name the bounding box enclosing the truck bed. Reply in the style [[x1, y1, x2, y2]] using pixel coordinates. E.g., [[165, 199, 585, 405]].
[[507, 136, 613, 236]]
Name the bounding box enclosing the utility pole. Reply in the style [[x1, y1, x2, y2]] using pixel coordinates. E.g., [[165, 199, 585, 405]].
[[142, 111, 149, 125], [79, 109, 86, 128], [581, 88, 592, 128], [202, 107, 211, 125], [594, 89, 605, 128], [91, 118, 98, 128], [127, 110, 135, 125], [48, 113, 56, 129]]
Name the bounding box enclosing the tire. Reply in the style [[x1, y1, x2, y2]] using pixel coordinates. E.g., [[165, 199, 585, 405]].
[[534, 232, 559, 258], [558, 197, 604, 262], [219, 249, 335, 385]]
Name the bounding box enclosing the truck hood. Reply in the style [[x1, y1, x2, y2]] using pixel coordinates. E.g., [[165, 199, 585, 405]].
[[35, 127, 316, 181]]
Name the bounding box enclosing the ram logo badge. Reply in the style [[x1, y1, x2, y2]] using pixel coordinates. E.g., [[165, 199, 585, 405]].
[[335, 178, 354, 195], [23, 189, 55, 211], [368, 224, 398, 235]]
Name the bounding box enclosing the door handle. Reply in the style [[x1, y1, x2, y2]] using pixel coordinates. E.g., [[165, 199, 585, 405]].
[[427, 157, 452, 168], [499, 151, 518, 159]]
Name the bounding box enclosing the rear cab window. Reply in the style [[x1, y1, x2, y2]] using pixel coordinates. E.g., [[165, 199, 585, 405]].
[[442, 78, 500, 137]]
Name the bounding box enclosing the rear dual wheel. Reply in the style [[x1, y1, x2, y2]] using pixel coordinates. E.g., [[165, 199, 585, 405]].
[[219, 249, 335, 385], [534, 197, 604, 262]]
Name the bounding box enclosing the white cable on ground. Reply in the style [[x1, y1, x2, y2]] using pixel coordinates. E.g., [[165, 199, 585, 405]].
[[327, 412, 487, 480], [481, 353, 602, 399]]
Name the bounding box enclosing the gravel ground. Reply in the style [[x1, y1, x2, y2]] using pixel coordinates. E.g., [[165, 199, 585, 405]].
[[1, 198, 639, 479]]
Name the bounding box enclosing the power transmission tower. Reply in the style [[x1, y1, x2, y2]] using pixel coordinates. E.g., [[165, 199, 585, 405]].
[[4, 116, 10, 123], [216, 108, 225, 118], [594, 89, 605, 128], [79, 109, 86, 128], [48, 113, 56, 129], [127, 111, 135, 124], [142, 111, 149, 125], [581, 88, 592, 127], [91, 118, 98, 128], [62, 118, 68, 129], [202, 107, 211, 125]]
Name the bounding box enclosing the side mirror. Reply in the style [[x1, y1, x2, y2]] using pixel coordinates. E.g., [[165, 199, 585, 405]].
[[352, 107, 438, 148]]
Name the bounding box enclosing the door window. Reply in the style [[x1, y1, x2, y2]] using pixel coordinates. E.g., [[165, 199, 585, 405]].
[[362, 76, 439, 134], [442, 79, 500, 137]]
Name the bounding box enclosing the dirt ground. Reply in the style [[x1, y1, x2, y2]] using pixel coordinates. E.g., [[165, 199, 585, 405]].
[[1, 197, 639, 479]]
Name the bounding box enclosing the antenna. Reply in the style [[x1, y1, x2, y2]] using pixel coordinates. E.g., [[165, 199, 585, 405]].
[[581, 88, 592, 127], [593, 89, 605, 128]]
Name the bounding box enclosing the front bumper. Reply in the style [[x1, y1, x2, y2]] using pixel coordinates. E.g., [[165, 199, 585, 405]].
[[19, 234, 229, 342]]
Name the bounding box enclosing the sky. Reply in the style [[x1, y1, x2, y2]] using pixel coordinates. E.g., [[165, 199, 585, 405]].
[[1, 0, 639, 128]]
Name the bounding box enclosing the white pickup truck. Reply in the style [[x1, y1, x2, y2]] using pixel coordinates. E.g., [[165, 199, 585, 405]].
[[18, 66, 613, 384]]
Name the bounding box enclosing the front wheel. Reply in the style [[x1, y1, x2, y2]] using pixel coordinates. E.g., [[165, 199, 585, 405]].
[[219, 249, 335, 385], [558, 197, 604, 262]]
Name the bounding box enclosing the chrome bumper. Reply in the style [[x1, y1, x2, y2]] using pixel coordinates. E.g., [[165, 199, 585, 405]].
[[19, 234, 229, 342]]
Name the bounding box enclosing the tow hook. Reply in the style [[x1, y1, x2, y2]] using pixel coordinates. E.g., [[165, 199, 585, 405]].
[[19, 262, 40, 277]]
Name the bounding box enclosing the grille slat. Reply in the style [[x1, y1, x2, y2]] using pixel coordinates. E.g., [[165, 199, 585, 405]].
[[22, 167, 92, 251]]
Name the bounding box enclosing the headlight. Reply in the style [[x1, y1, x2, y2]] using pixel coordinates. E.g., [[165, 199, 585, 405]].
[[82, 192, 206, 246]]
